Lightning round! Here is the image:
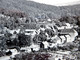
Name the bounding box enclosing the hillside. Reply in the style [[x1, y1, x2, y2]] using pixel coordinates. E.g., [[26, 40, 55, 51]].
[[0, 0, 80, 19]]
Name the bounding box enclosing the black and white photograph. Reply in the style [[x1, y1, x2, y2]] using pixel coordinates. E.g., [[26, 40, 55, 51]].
[[0, 0, 80, 60]]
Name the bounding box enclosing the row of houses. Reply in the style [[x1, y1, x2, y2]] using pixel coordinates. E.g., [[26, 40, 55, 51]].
[[54, 20, 78, 43]]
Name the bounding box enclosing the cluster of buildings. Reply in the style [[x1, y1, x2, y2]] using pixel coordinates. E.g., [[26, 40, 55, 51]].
[[17, 18, 78, 53], [0, 13, 79, 60], [0, 16, 78, 48]]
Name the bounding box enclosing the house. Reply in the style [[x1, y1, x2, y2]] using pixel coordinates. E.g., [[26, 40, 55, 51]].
[[58, 29, 74, 35], [55, 22, 73, 30], [20, 44, 40, 53], [42, 41, 49, 49], [65, 35, 71, 42], [9, 29, 20, 34], [55, 24, 65, 30], [50, 36, 62, 47], [59, 35, 66, 44], [58, 29, 78, 43], [25, 29, 36, 35], [24, 29, 36, 41], [65, 23, 73, 29]]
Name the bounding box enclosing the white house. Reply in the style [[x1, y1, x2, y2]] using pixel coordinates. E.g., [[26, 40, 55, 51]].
[[59, 36, 66, 44], [55, 22, 73, 30], [65, 35, 71, 42]]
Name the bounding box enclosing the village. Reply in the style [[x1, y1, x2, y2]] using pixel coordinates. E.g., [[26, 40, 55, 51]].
[[0, 13, 79, 60]]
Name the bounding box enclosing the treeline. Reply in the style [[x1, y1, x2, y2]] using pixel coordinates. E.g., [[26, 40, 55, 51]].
[[0, 8, 27, 18], [59, 16, 80, 26], [1, 0, 80, 19]]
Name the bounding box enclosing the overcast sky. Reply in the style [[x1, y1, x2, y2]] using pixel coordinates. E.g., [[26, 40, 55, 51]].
[[32, 0, 80, 6]]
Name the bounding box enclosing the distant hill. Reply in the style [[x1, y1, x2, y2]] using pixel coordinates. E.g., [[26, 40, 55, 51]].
[[0, 0, 80, 19]]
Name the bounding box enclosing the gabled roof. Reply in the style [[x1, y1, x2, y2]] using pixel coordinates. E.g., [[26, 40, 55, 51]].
[[23, 23, 37, 29], [59, 29, 74, 34], [62, 22, 67, 26]]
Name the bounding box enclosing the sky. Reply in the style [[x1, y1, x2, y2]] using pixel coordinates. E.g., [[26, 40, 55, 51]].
[[32, 0, 80, 6]]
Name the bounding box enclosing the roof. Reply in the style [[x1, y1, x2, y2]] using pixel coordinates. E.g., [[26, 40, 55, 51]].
[[62, 22, 67, 26], [56, 23, 62, 27], [59, 29, 74, 34], [23, 23, 37, 29]]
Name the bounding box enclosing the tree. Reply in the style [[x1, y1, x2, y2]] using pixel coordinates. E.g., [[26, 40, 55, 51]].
[[18, 33, 31, 47]]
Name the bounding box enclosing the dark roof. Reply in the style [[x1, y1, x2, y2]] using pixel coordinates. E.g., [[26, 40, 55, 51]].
[[24, 23, 37, 29], [56, 23, 62, 27]]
